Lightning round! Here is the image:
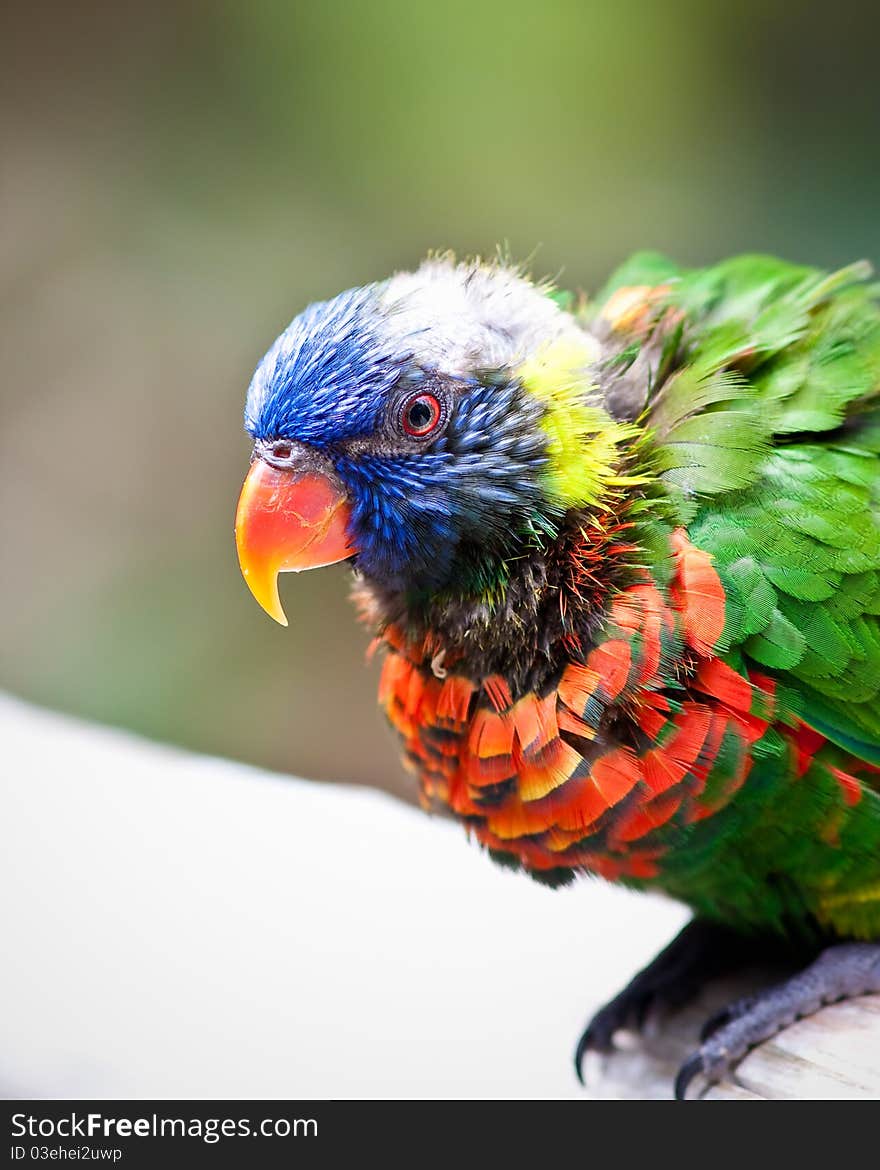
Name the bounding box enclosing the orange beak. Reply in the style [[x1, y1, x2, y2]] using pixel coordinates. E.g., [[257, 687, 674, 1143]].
[[235, 459, 355, 626]]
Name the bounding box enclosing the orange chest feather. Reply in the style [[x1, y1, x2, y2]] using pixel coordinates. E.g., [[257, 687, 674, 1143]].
[[376, 530, 776, 880]]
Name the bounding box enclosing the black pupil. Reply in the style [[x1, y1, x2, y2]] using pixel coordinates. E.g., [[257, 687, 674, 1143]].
[[407, 398, 435, 431]]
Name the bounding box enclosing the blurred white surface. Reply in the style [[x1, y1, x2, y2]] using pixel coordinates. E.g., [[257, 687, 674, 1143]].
[[0, 693, 686, 1099]]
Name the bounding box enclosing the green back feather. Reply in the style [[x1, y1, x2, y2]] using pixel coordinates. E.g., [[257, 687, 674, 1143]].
[[598, 253, 880, 768]]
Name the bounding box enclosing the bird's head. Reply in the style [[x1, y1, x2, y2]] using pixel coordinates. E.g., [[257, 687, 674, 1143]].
[[235, 256, 638, 624]]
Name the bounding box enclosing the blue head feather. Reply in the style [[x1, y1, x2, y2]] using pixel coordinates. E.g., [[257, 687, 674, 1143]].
[[244, 276, 558, 592], [245, 283, 405, 443]]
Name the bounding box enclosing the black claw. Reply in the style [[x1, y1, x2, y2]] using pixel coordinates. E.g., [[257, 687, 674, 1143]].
[[576, 1011, 617, 1057], [674, 1053, 705, 1100], [574, 1029, 599, 1085], [573, 919, 761, 1082], [574, 928, 877, 1097], [574, 1014, 614, 1084], [574, 1038, 587, 1087]]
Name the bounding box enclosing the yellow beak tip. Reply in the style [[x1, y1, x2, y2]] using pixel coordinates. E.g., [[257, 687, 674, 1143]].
[[238, 563, 289, 626], [254, 582, 290, 627]]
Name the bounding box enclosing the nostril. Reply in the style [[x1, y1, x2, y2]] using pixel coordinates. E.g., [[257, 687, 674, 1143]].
[[271, 440, 293, 461]]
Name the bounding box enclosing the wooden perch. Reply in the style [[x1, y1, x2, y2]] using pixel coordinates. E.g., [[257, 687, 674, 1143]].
[[590, 971, 880, 1100]]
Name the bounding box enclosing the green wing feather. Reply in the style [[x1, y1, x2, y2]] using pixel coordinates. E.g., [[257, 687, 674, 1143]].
[[600, 254, 880, 767]]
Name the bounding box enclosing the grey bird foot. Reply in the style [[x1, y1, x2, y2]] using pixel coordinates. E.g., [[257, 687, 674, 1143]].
[[575, 919, 787, 1083], [674, 941, 880, 1099]]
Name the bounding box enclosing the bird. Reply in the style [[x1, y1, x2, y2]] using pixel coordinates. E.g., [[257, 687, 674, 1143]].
[[234, 251, 880, 1098]]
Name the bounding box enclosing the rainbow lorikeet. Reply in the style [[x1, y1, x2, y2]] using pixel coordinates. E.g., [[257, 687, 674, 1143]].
[[235, 253, 880, 1098]]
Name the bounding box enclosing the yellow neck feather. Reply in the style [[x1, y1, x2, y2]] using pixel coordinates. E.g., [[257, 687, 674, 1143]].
[[517, 339, 644, 511]]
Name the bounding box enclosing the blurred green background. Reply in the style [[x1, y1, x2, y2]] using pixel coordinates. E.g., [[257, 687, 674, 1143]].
[[3, 0, 877, 799]]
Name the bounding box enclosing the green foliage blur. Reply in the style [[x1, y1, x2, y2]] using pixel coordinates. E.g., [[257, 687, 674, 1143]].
[[2, 0, 878, 798]]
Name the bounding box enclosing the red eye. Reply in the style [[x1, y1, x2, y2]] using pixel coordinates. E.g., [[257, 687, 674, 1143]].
[[401, 392, 442, 438]]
